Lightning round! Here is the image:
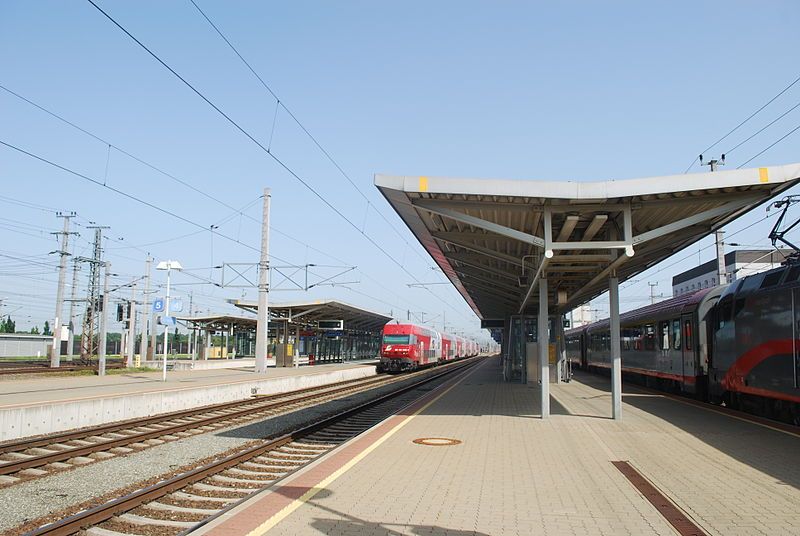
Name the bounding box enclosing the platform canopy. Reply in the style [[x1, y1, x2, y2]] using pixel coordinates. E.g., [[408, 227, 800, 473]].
[[376, 163, 800, 320], [229, 299, 392, 333]]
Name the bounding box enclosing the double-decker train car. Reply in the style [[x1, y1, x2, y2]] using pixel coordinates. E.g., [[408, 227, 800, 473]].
[[565, 261, 800, 423], [378, 323, 478, 373]]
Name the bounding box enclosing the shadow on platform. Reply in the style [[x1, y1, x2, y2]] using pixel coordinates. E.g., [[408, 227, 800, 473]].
[[275, 486, 490, 536], [573, 370, 800, 491]]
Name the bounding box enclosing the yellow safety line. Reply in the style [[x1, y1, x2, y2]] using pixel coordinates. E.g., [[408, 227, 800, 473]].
[[246, 361, 483, 535]]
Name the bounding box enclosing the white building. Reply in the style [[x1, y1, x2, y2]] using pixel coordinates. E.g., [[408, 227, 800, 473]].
[[672, 249, 790, 297], [569, 304, 594, 327]]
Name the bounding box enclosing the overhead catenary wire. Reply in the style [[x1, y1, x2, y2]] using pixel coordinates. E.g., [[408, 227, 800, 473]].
[[0, 85, 443, 322], [736, 122, 800, 169], [620, 211, 779, 294], [683, 72, 800, 173], [724, 100, 800, 156], [186, 0, 439, 271], [0, 140, 436, 321], [83, 0, 476, 324]]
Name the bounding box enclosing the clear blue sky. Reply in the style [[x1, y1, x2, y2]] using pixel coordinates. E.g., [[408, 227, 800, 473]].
[[1, 1, 799, 336]]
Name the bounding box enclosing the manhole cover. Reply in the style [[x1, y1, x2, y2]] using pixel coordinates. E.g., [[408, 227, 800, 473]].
[[412, 437, 462, 446]]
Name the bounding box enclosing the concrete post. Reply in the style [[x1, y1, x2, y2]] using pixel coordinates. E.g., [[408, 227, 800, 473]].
[[140, 256, 151, 363], [610, 275, 622, 420], [538, 277, 549, 418], [255, 188, 271, 373], [98, 262, 110, 376], [51, 213, 74, 368]]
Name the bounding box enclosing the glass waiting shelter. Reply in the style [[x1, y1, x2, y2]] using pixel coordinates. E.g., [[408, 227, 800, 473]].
[[229, 299, 391, 366]]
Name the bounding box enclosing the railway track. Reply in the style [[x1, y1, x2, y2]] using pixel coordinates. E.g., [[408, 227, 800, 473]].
[[0, 370, 407, 487], [19, 357, 480, 536], [0, 362, 125, 376]]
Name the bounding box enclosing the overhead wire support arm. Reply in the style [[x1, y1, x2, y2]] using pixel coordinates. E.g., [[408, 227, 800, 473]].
[[768, 195, 800, 256]]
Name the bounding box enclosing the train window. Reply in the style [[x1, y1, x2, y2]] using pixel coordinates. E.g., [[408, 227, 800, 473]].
[[733, 297, 746, 318], [786, 266, 800, 283], [672, 319, 681, 350], [659, 321, 670, 351], [684, 320, 693, 351], [383, 334, 410, 344], [760, 271, 782, 289], [740, 273, 764, 293], [643, 324, 655, 351]]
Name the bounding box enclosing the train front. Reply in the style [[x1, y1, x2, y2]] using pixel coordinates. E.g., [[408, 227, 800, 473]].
[[379, 323, 418, 372]]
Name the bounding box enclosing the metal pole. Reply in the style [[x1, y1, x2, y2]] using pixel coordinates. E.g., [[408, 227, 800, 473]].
[[255, 188, 271, 373], [98, 262, 110, 376], [294, 323, 300, 368], [538, 277, 549, 418], [715, 230, 727, 285], [188, 292, 195, 361], [140, 256, 151, 363], [67, 259, 80, 360], [610, 275, 622, 420], [51, 212, 74, 367], [162, 266, 171, 382], [126, 283, 136, 368]]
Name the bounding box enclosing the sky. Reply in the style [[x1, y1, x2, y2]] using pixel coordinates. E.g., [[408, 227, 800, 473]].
[[1, 1, 799, 340]]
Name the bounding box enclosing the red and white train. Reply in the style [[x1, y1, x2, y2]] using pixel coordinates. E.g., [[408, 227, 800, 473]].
[[377, 322, 479, 373]]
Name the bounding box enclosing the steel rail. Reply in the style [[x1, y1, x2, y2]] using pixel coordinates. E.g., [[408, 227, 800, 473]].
[[0, 373, 396, 475], [23, 357, 481, 536], [0, 371, 381, 454]]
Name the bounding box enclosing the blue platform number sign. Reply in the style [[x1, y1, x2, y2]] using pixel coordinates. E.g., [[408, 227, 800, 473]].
[[153, 298, 165, 313]]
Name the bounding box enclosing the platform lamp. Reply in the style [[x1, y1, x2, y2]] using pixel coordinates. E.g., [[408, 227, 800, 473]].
[[156, 260, 183, 382]]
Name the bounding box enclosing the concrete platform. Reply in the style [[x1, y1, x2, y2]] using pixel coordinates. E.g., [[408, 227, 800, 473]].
[[0, 360, 377, 442], [197, 356, 800, 536]]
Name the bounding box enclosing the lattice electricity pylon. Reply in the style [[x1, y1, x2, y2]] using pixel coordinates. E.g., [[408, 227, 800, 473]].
[[77, 226, 109, 362], [220, 263, 357, 291]]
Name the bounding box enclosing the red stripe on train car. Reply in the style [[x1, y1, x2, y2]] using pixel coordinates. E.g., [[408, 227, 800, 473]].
[[721, 339, 799, 392]]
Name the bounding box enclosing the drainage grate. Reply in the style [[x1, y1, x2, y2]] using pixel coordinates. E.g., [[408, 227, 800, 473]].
[[412, 437, 462, 446], [612, 461, 707, 536]]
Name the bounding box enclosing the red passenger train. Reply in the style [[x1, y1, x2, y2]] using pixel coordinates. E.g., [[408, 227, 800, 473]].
[[377, 322, 479, 373]]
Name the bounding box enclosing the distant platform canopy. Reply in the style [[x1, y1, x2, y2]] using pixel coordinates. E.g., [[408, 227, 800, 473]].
[[229, 299, 392, 333], [376, 163, 800, 320]]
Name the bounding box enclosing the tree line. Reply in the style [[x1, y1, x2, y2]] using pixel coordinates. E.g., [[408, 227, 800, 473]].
[[0, 316, 52, 335]]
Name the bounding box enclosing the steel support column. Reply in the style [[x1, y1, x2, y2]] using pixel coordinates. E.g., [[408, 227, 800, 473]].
[[609, 275, 622, 420], [538, 277, 549, 418]]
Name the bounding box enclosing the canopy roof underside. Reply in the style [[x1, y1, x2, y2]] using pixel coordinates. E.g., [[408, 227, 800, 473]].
[[230, 299, 391, 333], [375, 163, 800, 320]]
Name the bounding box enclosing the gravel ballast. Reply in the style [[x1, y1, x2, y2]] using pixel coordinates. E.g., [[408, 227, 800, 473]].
[[0, 370, 444, 532]]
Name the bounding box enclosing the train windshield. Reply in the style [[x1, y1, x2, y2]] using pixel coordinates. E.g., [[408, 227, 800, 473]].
[[383, 334, 410, 344]]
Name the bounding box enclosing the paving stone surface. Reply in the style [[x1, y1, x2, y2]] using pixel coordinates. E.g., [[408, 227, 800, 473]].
[[231, 357, 800, 536]]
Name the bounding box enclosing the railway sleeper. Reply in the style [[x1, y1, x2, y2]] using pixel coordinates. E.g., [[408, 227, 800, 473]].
[[119, 512, 197, 528], [171, 491, 238, 504], [226, 467, 282, 479], [190, 482, 253, 495], [144, 500, 219, 516], [85, 526, 134, 536], [210, 474, 271, 486]]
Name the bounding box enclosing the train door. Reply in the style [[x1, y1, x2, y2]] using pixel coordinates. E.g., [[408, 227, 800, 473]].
[[681, 313, 694, 391]]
